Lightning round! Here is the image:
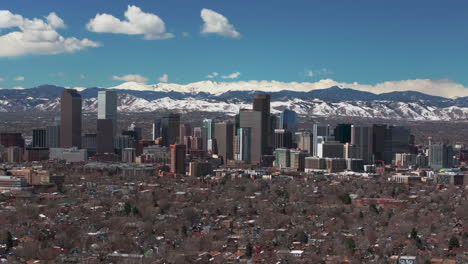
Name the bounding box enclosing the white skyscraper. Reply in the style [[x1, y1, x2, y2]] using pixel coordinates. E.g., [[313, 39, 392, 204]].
[[98, 91, 118, 135]]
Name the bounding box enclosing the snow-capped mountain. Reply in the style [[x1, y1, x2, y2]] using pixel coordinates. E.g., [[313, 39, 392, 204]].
[[2, 83, 468, 121]]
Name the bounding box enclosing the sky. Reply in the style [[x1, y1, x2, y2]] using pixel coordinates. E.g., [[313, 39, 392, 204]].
[[0, 0, 468, 97]]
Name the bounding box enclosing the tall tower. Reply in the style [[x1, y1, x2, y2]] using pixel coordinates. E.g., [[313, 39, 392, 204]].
[[161, 113, 180, 147], [60, 89, 82, 148], [214, 122, 234, 163], [252, 94, 272, 155], [97, 91, 118, 135]]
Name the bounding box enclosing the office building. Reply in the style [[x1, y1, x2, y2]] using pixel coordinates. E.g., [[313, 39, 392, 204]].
[[46, 125, 60, 148], [313, 124, 330, 156], [179, 123, 191, 143], [7, 147, 23, 163], [50, 147, 87, 163], [152, 120, 162, 141], [170, 144, 186, 175], [346, 159, 364, 172], [290, 150, 308, 171], [296, 131, 313, 154], [394, 153, 417, 168], [275, 129, 293, 149], [97, 91, 118, 135], [253, 94, 273, 155], [274, 148, 291, 168], [317, 141, 344, 158], [97, 119, 114, 154], [334, 124, 352, 144], [122, 148, 136, 163], [429, 144, 453, 170], [305, 157, 327, 170], [189, 162, 213, 177], [351, 125, 372, 163], [24, 148, 49, 162], [371, 124, 386, 161], [383, 126, 411, 164], [326, 158, 347, 173], [416, 154, 429, 168], [239, 110, 263, 164], [32, 128, 47, 148], [235, 127, 251, 163], [0, 133, 25, 148], [60, 89, 82, 148], [161, 113, 180, 147], [279, 109, 298, 132], [82, 134, 97, 152], [214, 122, 234, 163]]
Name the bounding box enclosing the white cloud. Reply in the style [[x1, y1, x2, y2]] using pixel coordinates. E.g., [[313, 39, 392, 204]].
[[221, 72, 241, 79], [200, 8, 240, 39], [207, 72, 219, 78], [79, 74, 86, 79], [306, 68, 333, 77], [112, 74, 148, 83], [0, 10, 100, 57], [158, 73, 169, 83], [0, 77, 4, 82], [86, 5, 173, 40], [14, 76, 25, 81], [12, 86, 25, 90]]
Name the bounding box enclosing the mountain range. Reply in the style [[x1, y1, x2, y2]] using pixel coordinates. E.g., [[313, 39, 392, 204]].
[[1, 81, 468, 121]]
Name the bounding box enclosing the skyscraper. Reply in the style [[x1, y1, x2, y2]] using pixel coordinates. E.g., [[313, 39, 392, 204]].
[[46, 125, 60, 148], [296, 131, 313, 154], [214, 122, 234, 163], [32, 129, 47, 148], [60, 89, 82, 148], [383, 126, 411, 164], [313, 124, 330, 156], [252, 94, 272, 155], [279, 109, 298, 132], [97, 91, 118, 135], [429, 144, 453, 170], [161, 113, 180, 147], [152, 120, 162, 141], [202, 119, 215, 152], [334, 124, 352, 144], [371, 124, 386, 161], [274, 129, 293, 149], [351, 125, 372, 163], [97, 119, 114, 154], [239, 110, 263, 164], [235, 127, 251, 163], [170, 144, 186, 175]]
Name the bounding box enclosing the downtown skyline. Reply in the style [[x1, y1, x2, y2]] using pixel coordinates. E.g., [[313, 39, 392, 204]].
[[0, 0, 468, 97]]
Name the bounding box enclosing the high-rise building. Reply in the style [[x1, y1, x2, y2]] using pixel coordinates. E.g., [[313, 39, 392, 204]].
[[239, 110, 263, 164], [317, 141, 344, 158], [161, 113, 180, 147], [189, 162, 213, 177], [46, 125, 60, 148], [429, 144, 453, 170], [296, 131, 313, 154], [279, 109, 298, 132], [274, 129, 293, 149], [202, 119, 215, 152], [179, 123, 192, 143], [383, 126, 411, 164], [371, 124, 386, 161], [214, 122, 234, 163], [235, 128, 251, 163], [253, 94, 272, 155], [97, 119, 114, 154], [7, 147, 23, 163], [170, 144, 186, 175], [152, 120, 162, 141], [60, 89, 82, 148], [351, 126, 372, 163], [290, 150, 309, 171], [274, 148, 291, 168], [82, 134, 97, 152], [334, 124, 352, 144], [0, 133, 25, 148], [97, 91, 118, 135], [32, 129, 47, 148], [313, 124, 330, 156]]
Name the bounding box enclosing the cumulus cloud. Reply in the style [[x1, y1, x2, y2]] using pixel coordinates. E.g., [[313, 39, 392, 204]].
[[201, 8, 240, 39], [221, 72, 241, 79], [0, 10, 100, 57], [86, 5, 173, 40], [207, 72, 219, 78], [14, 76, 25, 81], [112, 74, 148, 83], [158, 73, 169, 83]]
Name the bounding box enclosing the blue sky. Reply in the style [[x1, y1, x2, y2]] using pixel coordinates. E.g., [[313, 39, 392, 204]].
[[0, 0, 468, 92]]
